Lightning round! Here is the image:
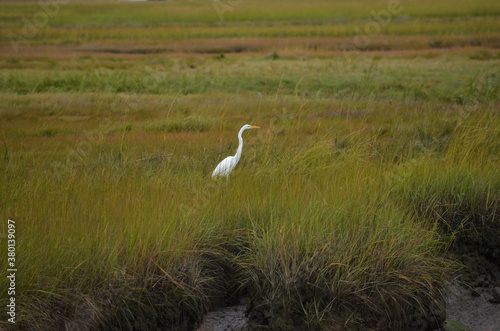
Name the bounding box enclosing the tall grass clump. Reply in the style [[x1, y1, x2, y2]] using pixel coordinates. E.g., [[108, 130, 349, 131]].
[[397, 111, 499, 234], [242, 205, 449, 330], [394, 110, 500, 286]]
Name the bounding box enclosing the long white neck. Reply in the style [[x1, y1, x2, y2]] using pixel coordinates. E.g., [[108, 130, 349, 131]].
[[233, 127, 245, 164]]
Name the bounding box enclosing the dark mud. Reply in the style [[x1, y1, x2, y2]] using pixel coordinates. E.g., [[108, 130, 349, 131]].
[[445, 284, 500, 331], [197, 305, 248, 331], [442, 210, 500, 330], [444, 243, 500, 330]]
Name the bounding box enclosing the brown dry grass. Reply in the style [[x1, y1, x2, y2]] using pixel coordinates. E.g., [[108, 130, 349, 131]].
[[1, 34, 499, 60]]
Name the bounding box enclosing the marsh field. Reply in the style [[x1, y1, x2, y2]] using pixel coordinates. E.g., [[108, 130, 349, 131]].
[[0, 0, 499, 330]]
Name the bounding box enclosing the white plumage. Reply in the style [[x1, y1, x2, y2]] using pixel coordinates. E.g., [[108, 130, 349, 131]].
[[212, 124, 260, 178]]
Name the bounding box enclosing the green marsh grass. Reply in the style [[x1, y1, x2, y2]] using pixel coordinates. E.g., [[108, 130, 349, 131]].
[[1, 55, 498, 103], [1, 0, 499, 329], [396, 112, 500, 261], [2, 92, 496, 329], [1, 0, 500, 50]]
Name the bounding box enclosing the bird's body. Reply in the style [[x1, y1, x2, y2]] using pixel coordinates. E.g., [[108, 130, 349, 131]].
[[212, 124, 260, 178], [211, 155, 238, 178]]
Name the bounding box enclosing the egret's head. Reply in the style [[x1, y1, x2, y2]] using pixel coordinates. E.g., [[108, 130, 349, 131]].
[[243, 124, 261, 130]]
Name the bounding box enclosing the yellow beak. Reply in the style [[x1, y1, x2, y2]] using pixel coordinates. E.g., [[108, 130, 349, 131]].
[[250, 126, 261, 129]]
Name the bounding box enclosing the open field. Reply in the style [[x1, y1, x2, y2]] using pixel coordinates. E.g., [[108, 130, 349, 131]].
[[1, 0, 499, 330]]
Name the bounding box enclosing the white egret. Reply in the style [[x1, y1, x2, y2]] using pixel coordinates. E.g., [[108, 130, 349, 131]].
[[212, 124, 260, 178]]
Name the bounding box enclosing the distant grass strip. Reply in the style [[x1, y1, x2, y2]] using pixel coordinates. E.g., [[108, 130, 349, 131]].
[[0, 55, 498, 104]]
